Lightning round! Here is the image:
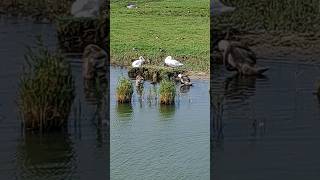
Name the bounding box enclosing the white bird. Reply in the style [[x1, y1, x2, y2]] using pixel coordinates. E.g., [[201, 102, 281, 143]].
[[164, 56, 183, 67], [132, 56, 145, 68], [127, 3, 137, 9], [71, 0, 100, 18], [211, 0, 235, 16]]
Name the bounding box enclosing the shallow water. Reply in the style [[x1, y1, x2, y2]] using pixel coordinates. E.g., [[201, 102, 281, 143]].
[[0, 17, 108, 179], [211, 61, 320, 180], [110, 67, 210, 180]]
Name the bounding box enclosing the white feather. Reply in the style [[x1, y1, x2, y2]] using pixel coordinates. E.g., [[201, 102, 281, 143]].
[[132, 56, 145, 68], [164, 56, 183, 67]]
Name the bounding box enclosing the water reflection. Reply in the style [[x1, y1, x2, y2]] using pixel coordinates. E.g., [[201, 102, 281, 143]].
[[17, 133, 74, 179], [224, 74, 267, 100], [159, 104, 176, 120], [179, 84, 191, 93], [116, 104, 133, 119]]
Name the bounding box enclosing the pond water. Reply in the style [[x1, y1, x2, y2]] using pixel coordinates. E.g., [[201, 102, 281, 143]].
[[110, 67, 210, 179], [211, 61, 320, 180], [0, 17, 108, 179]]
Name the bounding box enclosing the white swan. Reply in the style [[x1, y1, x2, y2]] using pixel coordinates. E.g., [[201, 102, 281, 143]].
[[164, 56, 183, 67], [211, 0, 235, 16], [132, 56, 145, 68], [71, 0, 100, 17]]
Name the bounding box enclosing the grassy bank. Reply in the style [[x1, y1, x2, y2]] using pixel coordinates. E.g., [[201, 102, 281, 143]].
[[214, 0, 320, 32], [111, 0, 210, 73], [0, 0, 73, 20]]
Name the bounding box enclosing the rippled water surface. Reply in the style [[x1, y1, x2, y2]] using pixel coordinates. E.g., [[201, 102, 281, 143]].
[[0, 17, 108, 179], [211, 61, 320, 180], [110, 67, 210, 180]]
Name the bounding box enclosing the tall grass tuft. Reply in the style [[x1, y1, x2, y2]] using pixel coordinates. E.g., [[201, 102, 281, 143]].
[[116, 77, 133, 103], [19, 40, 75, 132], [159, 79, 176, 105]]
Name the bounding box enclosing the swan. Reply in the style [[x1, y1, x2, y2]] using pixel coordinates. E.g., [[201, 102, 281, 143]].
[[135, 75, 144, 87], [82, 44, 107, 79], [218, 40, 269, 75], [132, 56, 145, 68], [211, 0, 235, 16], [178, 74, 192, 86], [164, 56, 183, 67], [71, 0, 100, 17]]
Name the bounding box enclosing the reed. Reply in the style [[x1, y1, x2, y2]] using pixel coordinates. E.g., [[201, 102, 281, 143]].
[[116, 77, 133, 103], [159, 79, 176, 105], [19, 40, 75, 132]]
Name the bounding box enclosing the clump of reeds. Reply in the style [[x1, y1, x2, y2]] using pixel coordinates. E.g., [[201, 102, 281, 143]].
[[19, 40, 74, 132], [159, 79, 176, 105], [116, 77, 133, 103]]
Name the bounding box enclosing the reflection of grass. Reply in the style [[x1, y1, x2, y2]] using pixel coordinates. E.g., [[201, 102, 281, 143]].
[[116, 103, 133, 118], [111, 0, 209, 72], [19, 40, 74, 132], [116, 77, 133, 103], [159, 79, 176, 105], [159, 104, 175, 119]]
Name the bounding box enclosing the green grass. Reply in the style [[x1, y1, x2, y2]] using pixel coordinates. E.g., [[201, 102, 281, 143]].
[[111, 0, 210, 73], [214, 0, 320, 32], [19, 40, 75, 132], [116, 77, 134, 103], [159, 79, 176, 105]]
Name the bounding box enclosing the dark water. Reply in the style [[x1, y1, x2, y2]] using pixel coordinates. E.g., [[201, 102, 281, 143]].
[[0, 17, 108, 179], [211, 61, 320, 180], [110, 67, 210, 180]]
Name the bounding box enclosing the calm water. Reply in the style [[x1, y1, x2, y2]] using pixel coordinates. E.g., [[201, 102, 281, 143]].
[[0, 17, 108, 179], [110, 67, 210, 179], [211, 61, 320, 180]]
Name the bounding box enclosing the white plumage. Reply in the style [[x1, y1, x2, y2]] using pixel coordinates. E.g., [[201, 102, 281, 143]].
[[132, 56, 145, 68], [164, 56, 183, 67]]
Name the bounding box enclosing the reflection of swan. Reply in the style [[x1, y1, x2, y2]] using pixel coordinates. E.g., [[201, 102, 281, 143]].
[[224, 73, 268, 102], [164, 56, 183, 67], [180, 84, 191, 93], [132, 56, 145, 68], [218, 40, 269, 75], [211, 0, 235, 16], [71, 0, 100, 17], [178, 74, 192, 86]]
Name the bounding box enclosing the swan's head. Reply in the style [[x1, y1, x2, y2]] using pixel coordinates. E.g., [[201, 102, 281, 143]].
[[178, 74, 182, 78], [139, 56, 145, 61], [165, 56, 172, 60], [218, 40, 230, 52]]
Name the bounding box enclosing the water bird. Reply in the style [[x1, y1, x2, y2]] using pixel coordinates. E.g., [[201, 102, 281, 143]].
[[164, 56, 183, 67], [178, 74, 192, 86], [132, 56, 145, 68], [211, 0, 235, 16], [218, 40, 269, 75], [71, 0, 100, 17], [82, 44, 108, 79], [135, 75, 144, 87]]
